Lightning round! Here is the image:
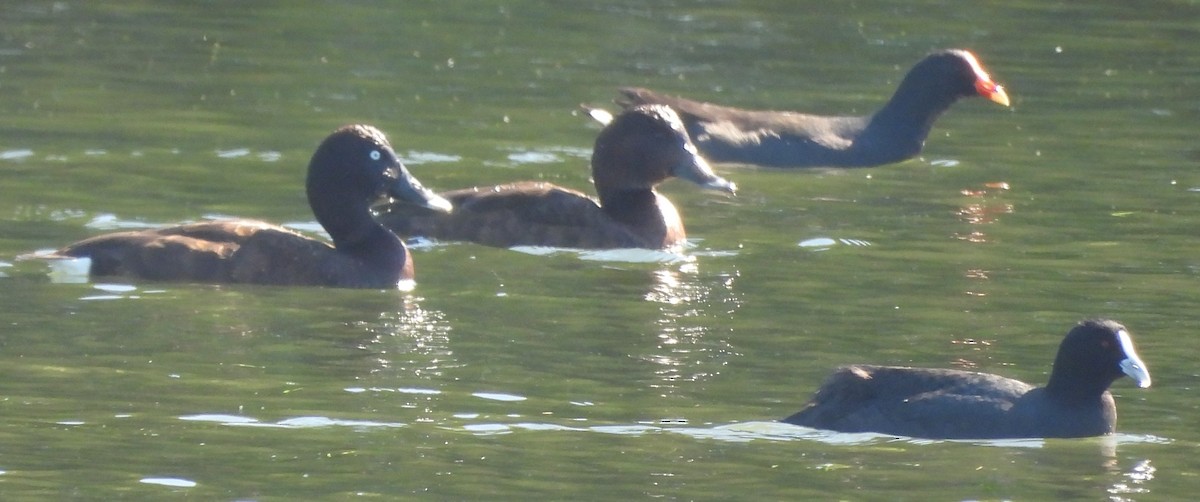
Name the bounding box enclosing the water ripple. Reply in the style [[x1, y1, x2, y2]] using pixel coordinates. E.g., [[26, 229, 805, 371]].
[[178, 413, 405, 429], [140, 477, 197, 488], [0, 149, 35, 161], [798, 237, 874, 250]]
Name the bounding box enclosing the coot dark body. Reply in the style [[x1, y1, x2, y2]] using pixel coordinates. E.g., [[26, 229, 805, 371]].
[[41, 125, 452, 288], [617, 49, 1010, 168], [377, 104, 735, 250], [782, 319, 1151, 439]]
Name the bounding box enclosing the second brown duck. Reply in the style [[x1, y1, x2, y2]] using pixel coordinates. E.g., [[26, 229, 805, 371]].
[[376, 104, 735, 250]]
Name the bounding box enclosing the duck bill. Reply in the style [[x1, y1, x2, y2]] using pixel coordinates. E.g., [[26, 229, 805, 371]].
[[975, 79, 1010, 107], [674, 145, 737, 194], [1116, 329, 1151, 388], [387, 166, 453, 214]]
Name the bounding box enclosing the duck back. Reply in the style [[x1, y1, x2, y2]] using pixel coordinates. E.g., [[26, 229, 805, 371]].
[[378, 181, 677, 249]]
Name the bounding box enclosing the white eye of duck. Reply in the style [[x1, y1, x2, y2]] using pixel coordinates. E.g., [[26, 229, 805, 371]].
[[369, 150, 382, 161]]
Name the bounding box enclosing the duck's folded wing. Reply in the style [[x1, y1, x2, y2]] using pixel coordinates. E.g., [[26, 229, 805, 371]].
[[377, 182, 649, 248], [450, 182, 602, 225], [54, 221, 289, 281]]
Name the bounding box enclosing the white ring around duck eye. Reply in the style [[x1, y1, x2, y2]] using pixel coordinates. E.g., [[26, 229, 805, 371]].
[[370, 150, 381, 161]]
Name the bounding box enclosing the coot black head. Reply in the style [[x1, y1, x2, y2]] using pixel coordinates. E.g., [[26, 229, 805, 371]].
[[1046, 319, 1151, 398]]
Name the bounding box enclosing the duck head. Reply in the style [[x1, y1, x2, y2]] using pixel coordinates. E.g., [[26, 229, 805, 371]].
[[306, 125, 452, 247], [591, 104, 736, 197]]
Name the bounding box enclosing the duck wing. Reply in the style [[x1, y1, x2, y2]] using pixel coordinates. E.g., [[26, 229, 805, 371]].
[[377, 181, 656, 249], [56, 220, 282, 282]]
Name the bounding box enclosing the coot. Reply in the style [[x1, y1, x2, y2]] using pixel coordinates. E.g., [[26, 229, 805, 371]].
[[782, 319, 1151, 439]]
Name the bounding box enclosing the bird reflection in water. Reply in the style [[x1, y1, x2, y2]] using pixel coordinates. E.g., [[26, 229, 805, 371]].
[[358, 295, 456, 380], [1107, 458, 1155, 499], [640, 263, 742, 390], [955, 181, 1014, 243], [956, 182, 1012, 299]]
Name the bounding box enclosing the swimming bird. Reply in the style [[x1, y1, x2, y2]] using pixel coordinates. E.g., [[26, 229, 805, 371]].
[[782, 319, 1151, 439], [376, 104, 735, 250], [31, 124, 451, 288], [615, 49, 1010, 168]]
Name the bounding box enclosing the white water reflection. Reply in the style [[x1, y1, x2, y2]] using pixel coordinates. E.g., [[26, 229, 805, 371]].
[[472, 391, 527, 402], [179, 413, 404, 429], [640, 263, 742, 388], [0, 149, 35, 161], [341, 297, 459, 416], [510, 245, 695, 264], [798, 236, 874, 251], [401, 150, 462, 165], [139, 477, 197, 488], [1107, 459, 1155, 500], [357, 297, 457, 380], [499, 145, 592, 167], [451, 417, 1172, 452], [954, 182, 1014, 243]]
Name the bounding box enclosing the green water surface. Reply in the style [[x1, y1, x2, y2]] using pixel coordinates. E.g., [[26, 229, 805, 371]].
[[1, 1, 1198, 500]]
